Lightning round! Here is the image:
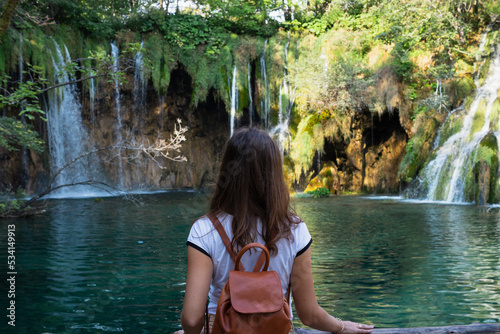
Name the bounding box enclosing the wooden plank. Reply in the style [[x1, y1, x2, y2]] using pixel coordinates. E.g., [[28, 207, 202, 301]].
[[295, 323, 500, 334]]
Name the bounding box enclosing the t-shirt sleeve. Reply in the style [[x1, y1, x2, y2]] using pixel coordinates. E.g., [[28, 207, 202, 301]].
[[187, 218, 212, 258], [294, 222, 313, 257]]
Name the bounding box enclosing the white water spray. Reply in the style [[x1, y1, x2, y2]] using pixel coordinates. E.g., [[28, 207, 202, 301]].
[[230, 65, 238, 137], [47, 40, 94, 194], [111, 42, 125, 187], [248, 62, 253, 126], [134, 41, 147, 113], [260, 39, 270, 128]]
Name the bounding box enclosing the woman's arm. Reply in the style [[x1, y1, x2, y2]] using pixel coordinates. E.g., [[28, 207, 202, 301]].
[[181, 246, 213, 334], [291, 248, 374, 334]]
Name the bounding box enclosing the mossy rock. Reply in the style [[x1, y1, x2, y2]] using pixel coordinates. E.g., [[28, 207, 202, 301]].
[[464, 133, 499, 203], [439, 112, 464, 147], [399, 116, 440, 182], [467, 95, 495, 142], [304, 165, 340, 195], [489, 98, 500, 132]]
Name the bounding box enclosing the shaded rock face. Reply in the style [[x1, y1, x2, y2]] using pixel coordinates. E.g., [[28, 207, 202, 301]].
[[82, 65, 229, 190], [305, 109, 407, 194]]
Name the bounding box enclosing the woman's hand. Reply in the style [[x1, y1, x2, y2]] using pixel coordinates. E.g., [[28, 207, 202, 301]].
[[341, 320, 374, 333]]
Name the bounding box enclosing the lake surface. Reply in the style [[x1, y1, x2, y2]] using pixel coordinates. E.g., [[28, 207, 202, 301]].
[[0, 192, 499, 333]]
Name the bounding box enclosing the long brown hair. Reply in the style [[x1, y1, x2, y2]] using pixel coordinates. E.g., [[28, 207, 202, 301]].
[[209, 127, 298, 255]]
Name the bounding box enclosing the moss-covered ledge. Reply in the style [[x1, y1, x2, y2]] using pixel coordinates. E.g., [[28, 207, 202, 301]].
[[295, 323, 500, 334]]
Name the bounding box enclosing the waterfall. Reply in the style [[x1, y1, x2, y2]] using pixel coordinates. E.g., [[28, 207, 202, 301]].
[[230, 65, 238, 137], [111, 42, 123, 129], [247, 62, 253, 126], [18, 31, 29, 187], [270, 35, 295, 153], [134, 41, 147, 113], [89, 69, 96, 128], [47, 40, 95, 195], [409, 41, 500, 203], [260, 39, 270, 129], [111, 41, 124, 187]]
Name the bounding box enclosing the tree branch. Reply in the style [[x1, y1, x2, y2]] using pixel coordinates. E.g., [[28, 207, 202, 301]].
[[20, 180, 122, 210], [38, 73, 109, 94]]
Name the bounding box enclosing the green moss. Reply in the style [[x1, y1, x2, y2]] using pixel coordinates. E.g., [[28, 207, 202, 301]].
[[399, 116, 440, 182], [433, 155, 454, 200], [489, 98, 500, 132], [447, 76, 475, 108], [144, 33, 172, 95], [439, 113, 464, 146], [290, 114, 321, 179], [463, 134, 499, 203], [463, 157, 477, 202], [477, 57, 491, 87], [0, 29, 15, 77], [469, 99, 487, 141]]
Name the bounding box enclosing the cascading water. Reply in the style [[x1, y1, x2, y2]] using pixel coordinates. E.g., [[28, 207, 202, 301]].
[[408, 40, 500, 203], [89, 70, 96, 128], [111, 42, 123, 129], [19, 31, 29, 187], [134, 41, 147, 113], [111, 41, 125, 187], [247, 62, 253, 126], [260, 39, 270, 129], [230, 65, 238, 137], [270, 35, 295, 152], [47, 40, 95, 195]]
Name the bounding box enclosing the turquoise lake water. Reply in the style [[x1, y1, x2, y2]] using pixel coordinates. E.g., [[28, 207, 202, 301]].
[[0, 192, 499, 333]]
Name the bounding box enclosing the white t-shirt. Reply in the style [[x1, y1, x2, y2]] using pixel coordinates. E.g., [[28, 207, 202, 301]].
[[187, 213, 312, 315]]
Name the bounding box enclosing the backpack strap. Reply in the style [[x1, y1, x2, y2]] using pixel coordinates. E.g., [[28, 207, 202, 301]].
[[207, 213, 267, 272], [207, 213, 245, 271]]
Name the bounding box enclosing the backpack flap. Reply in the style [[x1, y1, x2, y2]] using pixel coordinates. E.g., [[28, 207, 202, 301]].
[[228, 271, 284, 314]]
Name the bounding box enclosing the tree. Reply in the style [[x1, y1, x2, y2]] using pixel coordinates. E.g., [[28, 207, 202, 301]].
[[0, 0, 20, 37]]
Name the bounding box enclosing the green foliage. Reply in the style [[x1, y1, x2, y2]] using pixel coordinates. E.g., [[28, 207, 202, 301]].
[[161, 15, 224, 53], [0, 117, 45, 152], [0, 188, 28, 216], [194, 0, 280, 36], [306, 187, 330, 198]]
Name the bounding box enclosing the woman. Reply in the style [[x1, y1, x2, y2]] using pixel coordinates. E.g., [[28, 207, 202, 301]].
[[178, 127, 374, 334]]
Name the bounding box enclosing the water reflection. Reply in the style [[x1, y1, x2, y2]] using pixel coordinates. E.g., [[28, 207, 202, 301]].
[[293, 197, 500, 328], [0, 194, 498, 333]]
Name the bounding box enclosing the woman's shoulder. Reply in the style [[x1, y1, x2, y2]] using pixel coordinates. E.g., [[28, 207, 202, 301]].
[[191, 212, 232, 234], [289, 218, 312, 247]]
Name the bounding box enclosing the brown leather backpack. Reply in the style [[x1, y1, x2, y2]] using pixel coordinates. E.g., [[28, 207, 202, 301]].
[[208, 214, 292, 334]]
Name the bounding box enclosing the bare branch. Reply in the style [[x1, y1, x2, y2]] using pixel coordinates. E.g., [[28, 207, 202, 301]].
[[108, 118, 189, 169]]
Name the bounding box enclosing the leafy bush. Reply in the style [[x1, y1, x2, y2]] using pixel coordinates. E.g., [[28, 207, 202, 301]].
[[0, 188, 28, 216], [306, 187, 331, 198]]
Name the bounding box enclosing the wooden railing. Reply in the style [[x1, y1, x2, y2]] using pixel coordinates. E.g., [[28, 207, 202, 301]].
[[295, 323, 500, 334]]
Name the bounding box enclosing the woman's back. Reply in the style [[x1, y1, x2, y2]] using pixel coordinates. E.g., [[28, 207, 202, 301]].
[[187, 213, 312, 315]]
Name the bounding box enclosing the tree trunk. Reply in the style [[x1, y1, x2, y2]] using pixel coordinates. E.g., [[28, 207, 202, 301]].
[[0, 0, 21, 38]]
